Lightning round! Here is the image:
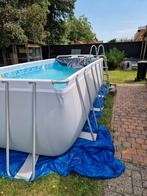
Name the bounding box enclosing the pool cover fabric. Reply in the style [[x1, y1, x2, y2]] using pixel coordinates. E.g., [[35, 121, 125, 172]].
[[0, 85, 125, 181]]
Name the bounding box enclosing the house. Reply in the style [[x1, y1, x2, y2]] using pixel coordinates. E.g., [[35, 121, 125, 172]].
[[135, 26, 147, 41]]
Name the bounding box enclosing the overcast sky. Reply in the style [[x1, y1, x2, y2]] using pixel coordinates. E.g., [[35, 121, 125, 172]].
[[75, 0, 147, 42]]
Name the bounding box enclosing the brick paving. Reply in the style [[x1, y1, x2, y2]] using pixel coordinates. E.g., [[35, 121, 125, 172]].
[[112, 84, 147, 166], [104, 162, 147, 196], [104, 84, 147, 196]]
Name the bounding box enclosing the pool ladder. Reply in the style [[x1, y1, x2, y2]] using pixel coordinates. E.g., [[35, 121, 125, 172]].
[[89, 44, 109, 85], [97, 44, 109, 85]]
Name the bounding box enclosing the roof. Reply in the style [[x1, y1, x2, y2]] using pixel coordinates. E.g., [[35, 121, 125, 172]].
[[135, 26, 147, 41]]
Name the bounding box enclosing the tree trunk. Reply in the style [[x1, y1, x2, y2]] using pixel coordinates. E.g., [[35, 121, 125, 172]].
[[2, 48, 7, 66], [11, 45, 18, 64]]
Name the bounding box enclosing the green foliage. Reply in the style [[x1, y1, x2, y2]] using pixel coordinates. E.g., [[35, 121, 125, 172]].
[[20, 3, 49, 44], [0, 0, 96, 46], [108, 38, 117, 43], [62, 15, 96, 44], [3, 22, 27, 43], [118, 38, 134, 42], [0, 1, 24, 47], [107, 48, 126, 70], [108, 38, 134, 43], [46, 0, 76, 44], [0, 0, 49, 48]]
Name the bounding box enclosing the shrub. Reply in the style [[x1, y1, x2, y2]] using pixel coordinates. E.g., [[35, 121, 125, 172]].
[[107, 48, 126, 70]]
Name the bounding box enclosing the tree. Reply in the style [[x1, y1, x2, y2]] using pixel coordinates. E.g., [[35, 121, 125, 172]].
[[46, 0, 76, 44], [108, 38, 134, 43], [20, 3, 49, 44], [0, 0, 26, 47], [62, 16, 96, 44], [108, 39, 117, 43], [0, 0, 49, 48], [0, 0, 49, 64]]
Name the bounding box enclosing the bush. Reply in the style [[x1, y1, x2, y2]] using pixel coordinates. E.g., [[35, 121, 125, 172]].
[[107, 48, 126, 70]]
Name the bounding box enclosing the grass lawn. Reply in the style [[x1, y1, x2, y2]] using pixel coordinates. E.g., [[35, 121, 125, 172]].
[[0, 93, 114, 196], [0, 173, 104, 196], [99, 93, 114, 131], [109, 70, 145, 84]]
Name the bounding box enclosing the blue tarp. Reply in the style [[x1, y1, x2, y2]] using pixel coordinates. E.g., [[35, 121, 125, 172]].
[[34, 125, 125, 179], [0, 84, 125, 181]]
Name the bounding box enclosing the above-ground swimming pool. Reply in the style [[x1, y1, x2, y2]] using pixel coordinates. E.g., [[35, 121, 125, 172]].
[[0, 57, 105, 156]]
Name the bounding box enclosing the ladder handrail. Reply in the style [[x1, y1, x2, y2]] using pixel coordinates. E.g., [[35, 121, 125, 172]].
[[97, 44, 106, 56], [89, 45, 98, 57], [97, 45, 110, 85]]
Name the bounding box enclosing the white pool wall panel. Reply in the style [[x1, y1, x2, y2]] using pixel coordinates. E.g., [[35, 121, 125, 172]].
[[0, 58, 104, 156]]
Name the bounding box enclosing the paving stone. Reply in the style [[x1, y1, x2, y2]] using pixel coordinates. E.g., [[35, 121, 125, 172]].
[[121, 169, 131, 177], [142, 188, 147, 196], [123, 169, 131, 177], [133, 186, 143, 196], [111, 85, 147, 166], [143, 181, 147, 188], [107, 180, 119, 191], [125, 162, 140, 171], [106, 176, 133, 194], [141, 169, 147, 180], [104, 85, 147, 196], [104, 190, 121, 196], [132, 171, 142, 187], [119, 177, 132, 194]]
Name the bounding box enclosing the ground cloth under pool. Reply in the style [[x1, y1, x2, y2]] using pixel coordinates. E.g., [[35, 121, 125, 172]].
[[0, 85, 125, 181]]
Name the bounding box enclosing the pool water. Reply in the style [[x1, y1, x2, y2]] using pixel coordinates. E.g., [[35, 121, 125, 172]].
[[2, 61, 77, 88], [9, 61, 77, 80]]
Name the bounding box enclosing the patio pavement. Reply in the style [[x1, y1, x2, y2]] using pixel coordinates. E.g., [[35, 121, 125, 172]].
[[104, 84, 147, 196]]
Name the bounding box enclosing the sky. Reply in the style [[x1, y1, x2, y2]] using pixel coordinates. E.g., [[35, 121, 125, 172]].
[[75, 0, 147, 42]]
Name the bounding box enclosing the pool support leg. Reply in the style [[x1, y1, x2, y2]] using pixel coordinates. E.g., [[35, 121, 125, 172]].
[[75, 76, 95, 141], [1, 81, 11, 177], [83, 70, 98, 130], [29, 82, 37, 181], [91, 65, 103, 112]]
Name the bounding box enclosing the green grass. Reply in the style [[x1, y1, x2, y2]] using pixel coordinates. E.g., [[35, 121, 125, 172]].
[[109, 70, 145, 84], [0, 173, 104, 196], [99, 93, 114, 132]]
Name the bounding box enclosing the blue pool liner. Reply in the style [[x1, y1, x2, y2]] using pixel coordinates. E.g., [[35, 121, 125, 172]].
[[0, 85, 125, 181]]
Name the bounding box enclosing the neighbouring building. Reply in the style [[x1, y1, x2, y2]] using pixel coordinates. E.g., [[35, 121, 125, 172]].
[[0, 43, 43, 67], [135, 26, 147, 41]]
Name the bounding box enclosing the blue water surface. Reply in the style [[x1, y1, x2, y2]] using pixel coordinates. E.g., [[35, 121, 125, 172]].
[[12, 61, 77, 80], [3, 60, 77, 89]]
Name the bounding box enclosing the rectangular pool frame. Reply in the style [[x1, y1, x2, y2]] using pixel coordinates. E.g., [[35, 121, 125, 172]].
[[0, 57, 108, 180]]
